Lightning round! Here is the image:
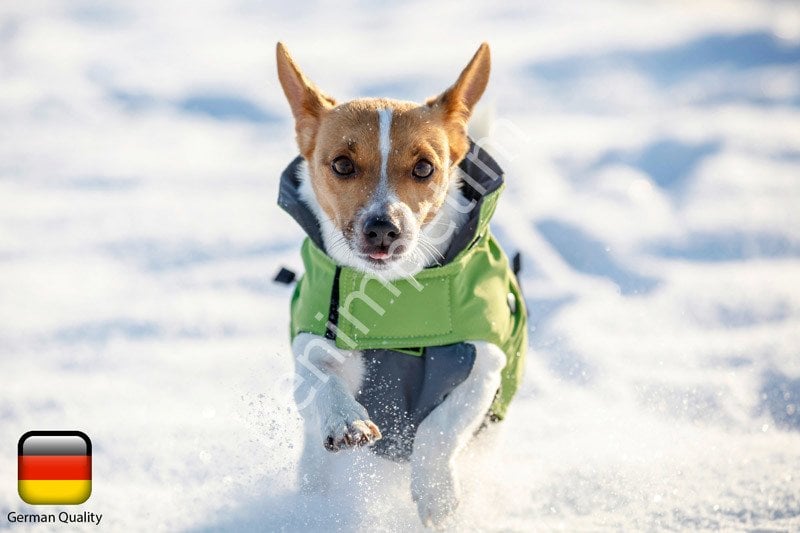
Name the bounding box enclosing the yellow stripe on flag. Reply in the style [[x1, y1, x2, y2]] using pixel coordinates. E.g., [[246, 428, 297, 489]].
[[18, 479, 91, 505]]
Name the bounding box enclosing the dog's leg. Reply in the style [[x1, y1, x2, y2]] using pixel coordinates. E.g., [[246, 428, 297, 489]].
[[297, 415, 329, 493], [292, 333, 381, 463], [410, 341, 505, 528]]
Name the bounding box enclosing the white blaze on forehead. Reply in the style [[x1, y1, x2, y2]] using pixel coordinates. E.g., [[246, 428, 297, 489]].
[[377, 107, 393, 183]]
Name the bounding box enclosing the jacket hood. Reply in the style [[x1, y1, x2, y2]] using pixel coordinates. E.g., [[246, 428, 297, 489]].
[[277, 140, 505, 264]]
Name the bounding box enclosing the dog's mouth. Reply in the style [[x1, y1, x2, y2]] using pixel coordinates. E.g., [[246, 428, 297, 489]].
[[360, 244, 406, 266], [368, 250, 391, 261], [357, 240, 413, 267]]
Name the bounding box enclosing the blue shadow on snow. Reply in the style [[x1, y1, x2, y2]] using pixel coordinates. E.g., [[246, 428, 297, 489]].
[[53, 319, 162, 344], [648, 231, 800, 262], [537, 218, 659, 295], [529, 31, 800, 86], [178, 93, 280, 123], [108, 88, 280, 124], [590, 138, 721, 191], [101, 239, 294, 271]]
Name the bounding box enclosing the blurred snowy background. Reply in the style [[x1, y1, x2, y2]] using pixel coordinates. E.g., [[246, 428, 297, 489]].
[[1, 0, 799, 530]]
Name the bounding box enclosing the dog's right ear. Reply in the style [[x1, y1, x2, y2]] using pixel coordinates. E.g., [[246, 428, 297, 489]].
[[276, 42, 336, 159]]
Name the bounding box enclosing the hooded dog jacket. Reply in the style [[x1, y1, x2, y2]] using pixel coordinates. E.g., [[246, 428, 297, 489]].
[[279, 142, 527, 460]]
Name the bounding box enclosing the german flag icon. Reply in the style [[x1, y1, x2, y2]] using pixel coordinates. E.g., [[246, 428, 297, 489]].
[[18, 431, 92, 505]]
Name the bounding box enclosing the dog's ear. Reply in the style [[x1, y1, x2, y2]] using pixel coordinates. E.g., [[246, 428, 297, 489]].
[[427, 43, 490, 163], [276, 42, 336, 159]]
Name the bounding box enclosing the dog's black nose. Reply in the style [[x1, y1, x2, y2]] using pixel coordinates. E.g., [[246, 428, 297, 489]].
[[363, 217, 401, 247]]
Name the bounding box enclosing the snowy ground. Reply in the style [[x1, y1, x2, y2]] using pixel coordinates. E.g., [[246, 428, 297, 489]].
[[2, 1, 800, 531]]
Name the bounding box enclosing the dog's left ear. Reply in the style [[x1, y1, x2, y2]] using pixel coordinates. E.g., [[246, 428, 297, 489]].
[[427, 43, 490, 161]]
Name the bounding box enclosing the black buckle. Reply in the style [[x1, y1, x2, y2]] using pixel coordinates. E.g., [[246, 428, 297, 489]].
[[273, 267, 297, 285]]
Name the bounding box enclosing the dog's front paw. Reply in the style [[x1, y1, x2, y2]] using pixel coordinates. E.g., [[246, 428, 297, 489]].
[[322, 406, 382, 451], [411, 463, 459, 529]]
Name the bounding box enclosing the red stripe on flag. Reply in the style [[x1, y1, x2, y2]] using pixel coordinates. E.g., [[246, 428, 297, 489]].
[[18, 455, 91, 480]]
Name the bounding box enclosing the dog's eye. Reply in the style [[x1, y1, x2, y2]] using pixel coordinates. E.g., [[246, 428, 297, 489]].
[[331, 156, 355, 177], [412, 159, 434, 180]]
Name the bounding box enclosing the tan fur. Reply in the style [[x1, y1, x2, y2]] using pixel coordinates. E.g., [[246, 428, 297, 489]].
[[276, 42, 490, 253], [385, 104, 455, 224]]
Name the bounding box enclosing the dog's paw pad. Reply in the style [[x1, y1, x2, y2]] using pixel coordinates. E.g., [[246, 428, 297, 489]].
[[323, 417, 382, 451]]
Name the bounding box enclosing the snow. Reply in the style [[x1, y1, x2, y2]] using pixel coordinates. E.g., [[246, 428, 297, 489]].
[[1, 0, 799, 530]]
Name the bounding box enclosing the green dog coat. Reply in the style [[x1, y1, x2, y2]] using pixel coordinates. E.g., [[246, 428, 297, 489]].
[[279, 142, 527, 459]]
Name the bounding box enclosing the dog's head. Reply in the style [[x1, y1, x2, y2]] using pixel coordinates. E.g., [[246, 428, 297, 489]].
[[276, 42, 490, 275]]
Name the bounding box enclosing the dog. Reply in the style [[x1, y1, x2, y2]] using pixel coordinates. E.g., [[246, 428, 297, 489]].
[[275, 42, 527, 528]]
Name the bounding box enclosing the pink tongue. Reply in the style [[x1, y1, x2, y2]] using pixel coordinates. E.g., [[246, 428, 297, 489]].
[[369, 251, 390, 260]]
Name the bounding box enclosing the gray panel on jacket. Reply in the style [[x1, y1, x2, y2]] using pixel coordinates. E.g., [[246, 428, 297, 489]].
[[356, 343, 476, 461]]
